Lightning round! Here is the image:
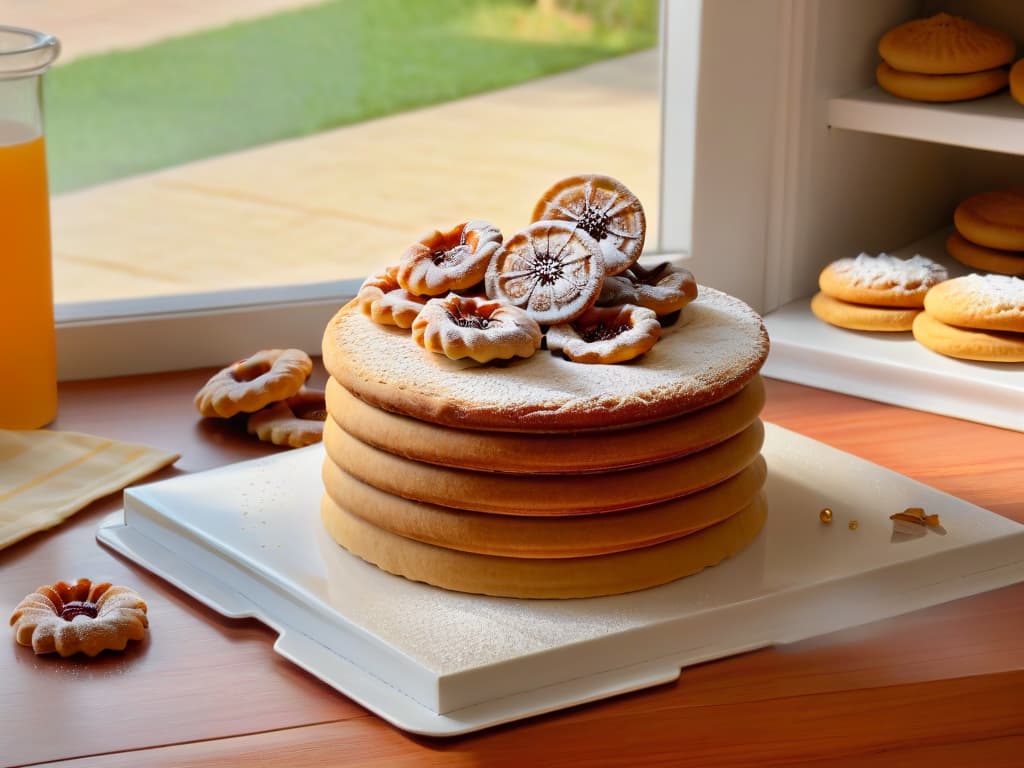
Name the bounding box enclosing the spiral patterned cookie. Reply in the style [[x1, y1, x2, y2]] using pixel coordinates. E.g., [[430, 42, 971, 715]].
[[531, 174, 646, 276], [486, 220, 606, 326]]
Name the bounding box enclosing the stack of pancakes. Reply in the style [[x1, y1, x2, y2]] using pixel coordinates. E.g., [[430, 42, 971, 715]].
[[320, 286, 771, 599]]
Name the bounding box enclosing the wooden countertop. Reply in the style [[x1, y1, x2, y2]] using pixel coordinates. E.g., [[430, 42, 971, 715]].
[[2, 370, 1022, 767]]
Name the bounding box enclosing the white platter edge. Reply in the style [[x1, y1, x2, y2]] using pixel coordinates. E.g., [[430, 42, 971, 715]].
[[97, 426, 1024, 736]]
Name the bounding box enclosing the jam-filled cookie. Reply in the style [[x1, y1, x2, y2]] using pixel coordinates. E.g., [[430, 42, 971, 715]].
[[547, 304, 661, 364], [411, 294, 542, 363], [10, 579, 148, 657], [599, 261, 698, 316], [356, 265, 427, 328], [397, 220, 502, 297]]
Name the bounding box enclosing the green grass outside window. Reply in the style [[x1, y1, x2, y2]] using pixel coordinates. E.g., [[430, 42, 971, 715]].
[[45, 0, 658, 193]]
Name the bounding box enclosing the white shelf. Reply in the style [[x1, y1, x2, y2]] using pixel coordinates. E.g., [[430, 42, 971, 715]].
[[828, 86, 1024, 155], [763, 229, 1024, 432]]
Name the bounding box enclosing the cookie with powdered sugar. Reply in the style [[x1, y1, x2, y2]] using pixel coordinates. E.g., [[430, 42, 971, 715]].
[[818, 252, 949, 308], [923, 274, 1024, 333]]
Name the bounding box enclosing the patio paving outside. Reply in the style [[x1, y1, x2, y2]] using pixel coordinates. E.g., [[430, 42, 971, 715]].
[[4, 0, 326, 62], [50, 48, 661, 304]]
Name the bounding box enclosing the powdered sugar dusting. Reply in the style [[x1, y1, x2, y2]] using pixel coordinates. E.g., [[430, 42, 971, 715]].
[[832, 253, 948, 292], [323, 286, 768, 431], [955, 273, 1024, 312]]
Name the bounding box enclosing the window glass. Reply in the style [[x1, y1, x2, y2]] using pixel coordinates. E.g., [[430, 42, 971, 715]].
[[14, 0, 662, 305]]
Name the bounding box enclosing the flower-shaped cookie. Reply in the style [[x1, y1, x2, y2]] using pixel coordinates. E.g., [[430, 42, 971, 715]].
[[412, 294, 542, 363], [485, 220, 605, 326], [10, 579, 148, 657], [398, 220, 503, 296], [195, 349, 312, 418], [547, 304, 661, 364], [531, 174, 646, 276], [599, 262, 698, 316], [247, 388, 327, 448], [356, 265, 427, 328]]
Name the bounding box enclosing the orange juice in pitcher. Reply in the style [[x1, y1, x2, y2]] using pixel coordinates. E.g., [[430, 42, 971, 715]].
[[0, 27, 60, 429]]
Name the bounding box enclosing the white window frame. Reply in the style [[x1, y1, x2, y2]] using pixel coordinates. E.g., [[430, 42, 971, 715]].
[[55, 0, 701, 380]]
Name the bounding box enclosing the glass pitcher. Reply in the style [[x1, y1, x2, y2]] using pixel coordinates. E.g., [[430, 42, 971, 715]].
[[0, 26, 60, 429]]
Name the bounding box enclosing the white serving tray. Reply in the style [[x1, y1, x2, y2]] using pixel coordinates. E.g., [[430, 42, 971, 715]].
[[97, 424, 1024, 736], [763, 229, 1024, 432]]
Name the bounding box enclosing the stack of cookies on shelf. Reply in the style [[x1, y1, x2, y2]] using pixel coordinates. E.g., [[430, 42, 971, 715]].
[[320, 174, 771, 599], [1012, 59, 1024, 106], [947, 188, 1024, 276], [876, 13, 1015, 102], [810, 252, 948, 332], [913, 274, 1024, 363]]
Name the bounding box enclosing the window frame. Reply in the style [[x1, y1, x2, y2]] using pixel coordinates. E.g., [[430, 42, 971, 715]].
[[55, 0, 699, 380]]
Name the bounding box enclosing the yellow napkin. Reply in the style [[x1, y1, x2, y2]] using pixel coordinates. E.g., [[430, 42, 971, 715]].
[[0, 429, 179, 550]]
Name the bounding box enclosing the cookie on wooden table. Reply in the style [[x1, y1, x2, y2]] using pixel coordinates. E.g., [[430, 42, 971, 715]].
[[945, 231, 1024, 276], [954, 189, 1024, 252], [879, 13, 1015, 75]]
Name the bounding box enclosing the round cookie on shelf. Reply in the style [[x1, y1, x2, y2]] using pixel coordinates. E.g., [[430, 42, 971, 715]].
[[818, 252, 948, 307], [810, 291, 921, 332], [878, 13, 1015, 75], [914, 274, 1024, 363], [1012, 59, 1024, 106], [923, 273, 1024, 334], [875, 62, 1008, 102], [954, 189, 1024, 252], [912, 312, 1024, 363], [945, 231, 1024, 276]]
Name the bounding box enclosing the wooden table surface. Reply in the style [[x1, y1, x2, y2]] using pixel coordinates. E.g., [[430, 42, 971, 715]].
[[2, 370, 1022, 768]]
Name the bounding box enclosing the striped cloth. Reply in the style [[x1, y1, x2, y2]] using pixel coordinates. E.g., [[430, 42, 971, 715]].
[[0, 429, 178, 549]]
